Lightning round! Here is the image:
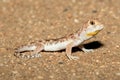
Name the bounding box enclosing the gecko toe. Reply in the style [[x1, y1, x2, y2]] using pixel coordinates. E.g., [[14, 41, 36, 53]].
[[30, 53, 41, 58], [68, 56, 79, 60]]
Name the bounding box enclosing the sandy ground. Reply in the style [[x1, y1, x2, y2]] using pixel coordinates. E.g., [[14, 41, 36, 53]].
[[0, 0, 120, 80]]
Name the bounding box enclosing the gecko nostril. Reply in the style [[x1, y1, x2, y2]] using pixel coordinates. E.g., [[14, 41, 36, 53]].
[[90, 21, 95, 25]]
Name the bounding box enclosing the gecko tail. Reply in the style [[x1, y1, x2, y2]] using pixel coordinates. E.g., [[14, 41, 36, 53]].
[[15, 45, 37, 53]]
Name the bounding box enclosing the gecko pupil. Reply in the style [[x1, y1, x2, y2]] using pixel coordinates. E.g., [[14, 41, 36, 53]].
[[90, 21, 95, 25]]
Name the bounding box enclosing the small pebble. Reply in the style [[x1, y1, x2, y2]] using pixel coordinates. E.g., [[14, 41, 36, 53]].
[[96, 72, 99, 75], [92, 10, 97, 13], [58, 61, 64, 64], [0, 48, 7, 52], [72, 0, 76, 3], [107, 31, 111, 34], [74, 19, 79, 23], [116, 45, 119, 48], [49, 75, 54, 78], [37, 76, 44, 79], [116, 73, 120, 76]]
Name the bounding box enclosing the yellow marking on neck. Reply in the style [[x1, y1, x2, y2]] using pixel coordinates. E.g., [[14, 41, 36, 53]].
[[86, 30, 101, 36]]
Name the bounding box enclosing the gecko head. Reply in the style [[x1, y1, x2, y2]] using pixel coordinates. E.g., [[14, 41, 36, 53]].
[[85, 20, 104, 37]]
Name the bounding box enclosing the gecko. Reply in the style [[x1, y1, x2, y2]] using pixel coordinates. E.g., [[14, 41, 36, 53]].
[[15, 19, 104, 60]]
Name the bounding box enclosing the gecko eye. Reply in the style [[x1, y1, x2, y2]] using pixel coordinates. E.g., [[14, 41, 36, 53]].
[[89, 21, 95, 25]]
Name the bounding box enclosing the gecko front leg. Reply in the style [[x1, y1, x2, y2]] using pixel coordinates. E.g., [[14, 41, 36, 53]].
[[79, 45, 94, 53], [66, 42, 79, 60]]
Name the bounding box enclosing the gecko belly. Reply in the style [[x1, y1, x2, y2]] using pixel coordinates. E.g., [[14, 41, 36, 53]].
[[44, 41, 71, 51]]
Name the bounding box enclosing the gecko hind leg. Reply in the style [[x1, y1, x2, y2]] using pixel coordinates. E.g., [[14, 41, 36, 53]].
[[28, 45, 44, 59]]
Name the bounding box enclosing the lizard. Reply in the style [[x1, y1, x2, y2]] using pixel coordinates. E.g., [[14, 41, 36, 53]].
[[14, 19, 104, 60]]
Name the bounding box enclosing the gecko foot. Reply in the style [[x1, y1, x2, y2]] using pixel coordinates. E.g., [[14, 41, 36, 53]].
[[30, 53, 41, 58], [68, 55, 79, 60], [82, 47, 94, 53]]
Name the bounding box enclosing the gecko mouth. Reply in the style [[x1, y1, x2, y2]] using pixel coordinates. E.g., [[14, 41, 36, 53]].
[[86, 30, 101, 36]]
